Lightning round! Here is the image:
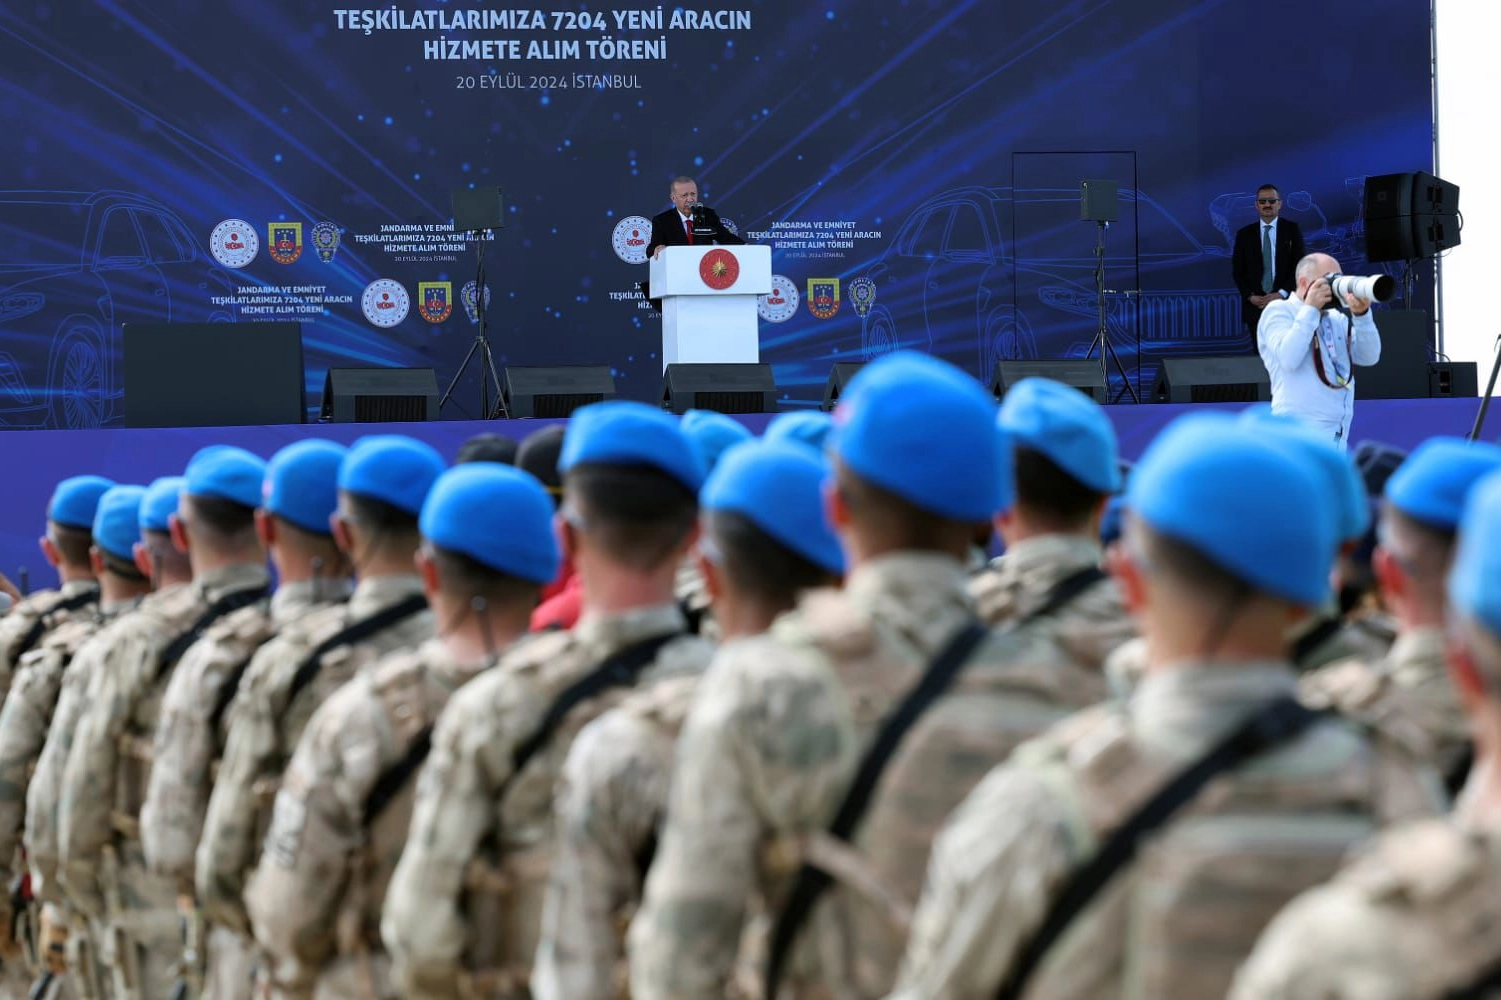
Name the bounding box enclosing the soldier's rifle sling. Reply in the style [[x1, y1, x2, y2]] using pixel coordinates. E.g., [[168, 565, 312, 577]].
[[283, 595, 429, 712], [992, 695, 1323, 1000], [156, 586, 272, 681], [764, 564, 1108, 1000], [14, 588, 99, 661]]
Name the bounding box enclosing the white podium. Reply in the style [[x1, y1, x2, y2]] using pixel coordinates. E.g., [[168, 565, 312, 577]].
[[649, 245, 772, 372]]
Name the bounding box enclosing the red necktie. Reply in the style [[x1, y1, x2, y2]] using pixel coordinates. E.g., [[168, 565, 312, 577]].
[[684, 217, 695, 245]]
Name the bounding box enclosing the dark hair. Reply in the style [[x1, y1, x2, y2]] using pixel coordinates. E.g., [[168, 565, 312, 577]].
[[1138, 522, 1254, 605], [341, 492, 422, 542], [456, 433, 518, 466], [834, 464, 981, 553], [180, 494, 259, 541], [516, 425, 566, 500], [48, 523, 94, 568], [427, 544, 540, 606], [1257, 183, 1281, 197], [566, 463, 698, 572], [100, 548, 148, 583], [706, 510, 836, 607], [140, 528, 190, 576], [1014, 447, 1106, 530]]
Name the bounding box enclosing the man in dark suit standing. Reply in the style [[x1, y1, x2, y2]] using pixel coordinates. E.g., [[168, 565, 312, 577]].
[[647, 176, 744, 260], [1232, 184, 1305, 334]]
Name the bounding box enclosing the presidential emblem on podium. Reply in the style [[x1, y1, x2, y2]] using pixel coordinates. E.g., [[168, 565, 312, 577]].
[[808, 278, 841, 319], [699, 248, 740, 290], [269, 222, 304, 264], [419, 281, 454, 324]]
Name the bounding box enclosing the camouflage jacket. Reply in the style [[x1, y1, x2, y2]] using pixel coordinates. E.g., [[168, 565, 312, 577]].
[[1231, 818, 1501, 1000], [141, 581, 345, 894], [888, 664, 1443, 1000], [382, 603, 711, 1000], [628, 552, 1120, 1000], [967, 534, 1135, 670], [0, 580, 99, 705], [195, 574, 429, 934], [532, 673, 700, 1000], [57, 563, 271, 919], [247, 638, 499, 1000]]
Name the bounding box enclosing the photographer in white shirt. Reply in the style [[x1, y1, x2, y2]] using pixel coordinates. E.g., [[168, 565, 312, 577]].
[[1257, 252, 1380, 450]]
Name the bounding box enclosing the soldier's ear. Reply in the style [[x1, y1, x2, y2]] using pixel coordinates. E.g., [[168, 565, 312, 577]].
[[414, 548, 442, 601], [1107, 541, 1149, 614], [1372, 546, 1406, 604], [39, 534, 61, 569], [254, 509, 277, 551], [824, 481, 850, 534], [168, 513, 191, 556], [88, 545, 106, 579], [133, 541, 154, 581]]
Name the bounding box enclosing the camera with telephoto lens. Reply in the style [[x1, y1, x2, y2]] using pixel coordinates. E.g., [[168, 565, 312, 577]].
[[1323, 273, 1397, 304]]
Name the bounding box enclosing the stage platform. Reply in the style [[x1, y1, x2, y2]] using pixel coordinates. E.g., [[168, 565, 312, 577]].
[[0, 396, 1490, 585]]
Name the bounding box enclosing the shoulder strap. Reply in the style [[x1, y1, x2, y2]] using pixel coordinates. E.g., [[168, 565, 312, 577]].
[[156, 585, 271, 681], [678, 599, 706, 636], [762, 564, 1105, 998], [207, 651, 261, 735], [1290, 615, 1344, 668], [763, 621, 989, 999], [993, 695, 1323, 1000], [1444, 954, 1501, 1000], [508, 632, 680, 788], [14, 589, 98, 660], [283, 594, 428, 710], [1447, 743, 1476, 799], [362, 725, 433, 827]]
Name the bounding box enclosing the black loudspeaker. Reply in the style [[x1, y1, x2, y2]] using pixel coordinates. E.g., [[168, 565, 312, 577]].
[[452, 186, 505, 231], [320, 368, 438, 422], [1152, 356, 1270, 403], [1080, 179, 1119, 223], [1355, 310, 1431, 399], [661, 364, 777, 415], [1429, 362, 1478, 398], [502, 365, 615, 418], [123, 322, 306, 428], [1364, 171, 1461, 262], [820, 362, 866, 412], [992, 360, 1106, 402]]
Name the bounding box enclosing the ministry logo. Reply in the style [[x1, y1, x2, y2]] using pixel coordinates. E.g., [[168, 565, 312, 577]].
[[362, 279, 410, 328], [210, 220, 258, 269], [757, 274, 799, 323], [611, 215, 653, 264]]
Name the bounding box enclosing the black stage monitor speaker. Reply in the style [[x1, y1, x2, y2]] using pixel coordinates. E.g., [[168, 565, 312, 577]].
[[820, 362, 866, 412], [1152, 356, 1270, 403], [1364, 171, 1461, 262], [1429, 362, 1478, 398], [992, 360, 1107, 403], [1355, 309, 1431, 399], [661, 364, 777, 415], [320, 367, 438, 422], [1080, 179, 1119, 223], [502, 365, 615, 418], [123, 322, 305, 428]]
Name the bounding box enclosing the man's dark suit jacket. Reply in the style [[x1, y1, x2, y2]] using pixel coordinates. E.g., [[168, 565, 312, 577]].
[[1232, 218, 1305, 332], [641, 207, 746, 304]]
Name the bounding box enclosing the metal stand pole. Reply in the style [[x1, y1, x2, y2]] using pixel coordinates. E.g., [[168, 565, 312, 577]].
[[1084, 221, 1140, 404], [1469, 333, 1501, 442], [438, 234, 509, 419]]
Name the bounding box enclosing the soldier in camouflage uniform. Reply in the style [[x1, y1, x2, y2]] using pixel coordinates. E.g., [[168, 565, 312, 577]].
[[969, 377, 1134, 670], [246, 463, 560, 999], [0, 486, 149, 999], [1232, 467, 1501, 1000], [630, 353, 1125, 1000], [533, 438, 844, 1000], [26, 476, 193, 1000], [0, 475, 113, 703], [194, 437, 442, 966], [137, 440, 354, 1000], [886, 413, 1442, 1000], [58, 449, 274, 1000], [1302, 437, 1501, 793], [382, 401, 714, 1000], [674, 410, 752, 634]]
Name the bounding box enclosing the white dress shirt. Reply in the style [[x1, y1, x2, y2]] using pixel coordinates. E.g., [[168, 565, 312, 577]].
[[1257, 297, 1381, 449]]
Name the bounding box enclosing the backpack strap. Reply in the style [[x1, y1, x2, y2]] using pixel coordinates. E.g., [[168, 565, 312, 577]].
[[762, 563, 1107, 999], [283, 594, 428, 711], [14, 588, 98, 661], [1290, 615, 1344, 668], [362, 725, 433, 828], [993, 695, 1323, 1000], [156, 585, 271, 681], [207, 651, 261, 736]]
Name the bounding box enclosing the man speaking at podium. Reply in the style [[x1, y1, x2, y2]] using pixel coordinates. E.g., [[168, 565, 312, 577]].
[[648, 176, 744, 259]]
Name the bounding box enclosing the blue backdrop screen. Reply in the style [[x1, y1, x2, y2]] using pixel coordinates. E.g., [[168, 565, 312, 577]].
[[0, 0, 1433, 426]]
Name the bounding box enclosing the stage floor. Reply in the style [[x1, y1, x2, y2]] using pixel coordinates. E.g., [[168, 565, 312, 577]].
[[0, 396, 1489, 583]]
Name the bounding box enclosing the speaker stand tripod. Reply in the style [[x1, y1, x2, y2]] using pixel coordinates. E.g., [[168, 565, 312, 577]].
[[1085, 220, 1140, 404], [439, 231, 509, 419]]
